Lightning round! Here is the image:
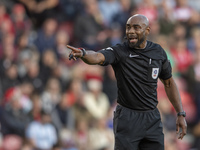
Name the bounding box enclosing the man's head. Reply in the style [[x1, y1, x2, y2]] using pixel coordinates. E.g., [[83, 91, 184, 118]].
[[126, 14, 150, 49]]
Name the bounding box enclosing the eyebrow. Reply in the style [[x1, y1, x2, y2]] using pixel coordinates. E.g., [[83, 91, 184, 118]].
[[126, 24, 141, 26], [127, 23, 148, 29]]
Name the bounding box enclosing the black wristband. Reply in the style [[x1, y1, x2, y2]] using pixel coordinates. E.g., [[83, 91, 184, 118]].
[[79, 48, 86, 57], [177, 111, 186, 117]]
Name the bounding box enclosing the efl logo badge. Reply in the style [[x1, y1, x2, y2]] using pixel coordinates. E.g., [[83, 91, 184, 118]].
[[152, 68, 159, 79]]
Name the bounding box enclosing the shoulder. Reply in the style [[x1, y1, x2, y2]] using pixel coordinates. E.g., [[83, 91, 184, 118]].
[[112, 42, 128, 53], [147, 41, 163, 50], [102, 42, 126, 50], [100, 42, 128, 55], [145, 41, 166, 60]]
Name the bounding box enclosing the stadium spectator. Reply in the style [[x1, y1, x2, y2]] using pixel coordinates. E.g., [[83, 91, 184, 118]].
[[134, 0, 158, 23], [0, 87, 30, 137], [34, 17, 58, 54], [41, 77, 62, 113], [28, 92, 42, 121], [11, 4, 32, 40], [26, 110, 58, 150], [83, 79, 110, 120], [73, 0, 108, 50], [73, 118, 89, 150], [0, 63, 19, 99], [18, 0, 59, 28], [171, 38, 193, 75], [88, 117, 114, 150], [98, 0, 121, 27], [112, 0, 133, 31], [51, 93, 75, 131]]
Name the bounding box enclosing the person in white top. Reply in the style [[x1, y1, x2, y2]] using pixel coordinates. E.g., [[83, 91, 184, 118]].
[[26, 110, 57, 150]]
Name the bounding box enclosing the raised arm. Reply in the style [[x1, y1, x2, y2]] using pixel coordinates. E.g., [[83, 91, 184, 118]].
[[161, 77, 187, 140], [66, 45, 105, 65]]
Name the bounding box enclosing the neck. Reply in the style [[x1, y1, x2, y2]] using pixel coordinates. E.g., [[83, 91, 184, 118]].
[[135, 41, 147, 49]]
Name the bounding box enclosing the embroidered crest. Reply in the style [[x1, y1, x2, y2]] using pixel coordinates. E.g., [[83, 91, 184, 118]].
[[152, 68, 159, 79]]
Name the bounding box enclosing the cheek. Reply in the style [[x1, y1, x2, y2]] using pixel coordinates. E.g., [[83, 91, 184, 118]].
[[138, 31, 145, 38], [125, 32, 129, 38]]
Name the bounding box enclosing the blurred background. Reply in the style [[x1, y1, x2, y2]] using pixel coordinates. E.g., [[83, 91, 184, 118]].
[[0, 0, 200, 149]]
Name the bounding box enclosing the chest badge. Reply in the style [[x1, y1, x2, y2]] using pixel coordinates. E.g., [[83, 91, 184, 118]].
[[152, 68, 159, 79]]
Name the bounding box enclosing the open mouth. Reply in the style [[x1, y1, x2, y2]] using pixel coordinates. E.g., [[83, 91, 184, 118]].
[[129, 38, 138, 43]]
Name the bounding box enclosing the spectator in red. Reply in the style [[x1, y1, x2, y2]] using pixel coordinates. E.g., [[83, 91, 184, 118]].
[[0, 2, 9, 25], [0, 135, 23, 150], [172, 0, 193, 23], [134, 0, 158, 23], [0, 2, 14, 38], [171, 38, 193, 75], [0, 87, 30, 137], [11, 4, 32, 40]]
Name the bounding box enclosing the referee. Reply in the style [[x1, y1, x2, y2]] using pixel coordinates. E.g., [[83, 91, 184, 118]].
[[67, 14, 187, 150]]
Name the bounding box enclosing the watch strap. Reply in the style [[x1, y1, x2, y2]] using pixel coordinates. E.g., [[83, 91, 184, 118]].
[[177, 111, 186, 117], [79, 48, 86, 57]]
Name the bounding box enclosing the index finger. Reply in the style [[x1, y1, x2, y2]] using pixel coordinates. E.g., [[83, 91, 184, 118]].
[[66, 45, 79, 52]]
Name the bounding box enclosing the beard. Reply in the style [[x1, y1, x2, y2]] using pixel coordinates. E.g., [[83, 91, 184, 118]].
[[128, 36, 145, 48]]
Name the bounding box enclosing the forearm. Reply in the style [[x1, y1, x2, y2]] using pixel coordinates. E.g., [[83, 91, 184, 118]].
[[81, 51, 104, 65], [162, 77, 187, 139], [67, 45, 105, 65], [163, 77, 183, 113]]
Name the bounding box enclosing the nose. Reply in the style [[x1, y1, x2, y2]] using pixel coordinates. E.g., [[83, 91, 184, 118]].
[[127, 27, 135, 34]]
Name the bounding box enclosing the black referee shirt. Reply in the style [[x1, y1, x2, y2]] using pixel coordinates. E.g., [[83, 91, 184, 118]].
[[99, 40, 172, 110]]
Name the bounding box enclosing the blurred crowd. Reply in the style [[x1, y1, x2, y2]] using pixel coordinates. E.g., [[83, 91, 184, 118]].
[[0, 0, 200, 149]]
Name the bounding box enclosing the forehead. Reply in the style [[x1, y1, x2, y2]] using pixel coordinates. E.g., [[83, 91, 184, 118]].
[[126, 17, 146, 27]]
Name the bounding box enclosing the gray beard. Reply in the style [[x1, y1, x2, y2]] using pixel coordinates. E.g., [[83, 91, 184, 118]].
[[128, 36, 145, 48]]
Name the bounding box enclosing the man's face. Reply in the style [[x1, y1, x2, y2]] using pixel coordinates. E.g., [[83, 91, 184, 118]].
[[126, 17, 149, 48]]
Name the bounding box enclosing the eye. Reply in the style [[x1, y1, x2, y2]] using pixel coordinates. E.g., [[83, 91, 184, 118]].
[[126, 26, 131, 30], [134, 26, 140, 30]]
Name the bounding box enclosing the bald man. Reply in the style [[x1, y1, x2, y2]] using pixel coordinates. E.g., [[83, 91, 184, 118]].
[[67, 14, 187, 150]]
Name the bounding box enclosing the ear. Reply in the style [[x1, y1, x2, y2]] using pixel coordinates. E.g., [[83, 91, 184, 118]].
[[145, 26, 150, 35]]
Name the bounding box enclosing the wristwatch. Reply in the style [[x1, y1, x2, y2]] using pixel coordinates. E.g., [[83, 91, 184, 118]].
[[79, 48, 86, 57], [177, 111, 186, 117]]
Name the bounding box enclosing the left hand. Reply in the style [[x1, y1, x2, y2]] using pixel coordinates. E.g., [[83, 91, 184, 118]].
[[176, 116, 187, 140]]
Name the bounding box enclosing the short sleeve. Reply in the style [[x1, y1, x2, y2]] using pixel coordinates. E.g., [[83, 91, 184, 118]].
[[98, 46, 121, 66], [159, 50, 172, 80]]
